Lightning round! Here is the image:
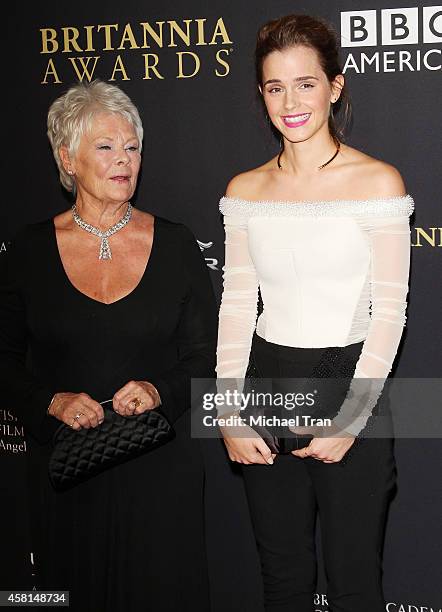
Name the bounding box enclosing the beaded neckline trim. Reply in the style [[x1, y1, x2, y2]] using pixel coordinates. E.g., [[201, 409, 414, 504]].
[[219, 194, 415, 218]]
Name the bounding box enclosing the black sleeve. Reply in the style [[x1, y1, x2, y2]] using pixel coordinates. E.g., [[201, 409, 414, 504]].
[[0, 231, 59, 444], [149, 226, 218, 424]]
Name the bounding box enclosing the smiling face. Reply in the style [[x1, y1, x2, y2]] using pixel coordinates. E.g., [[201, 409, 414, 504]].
[[62, 112, 141, 207], [260, 44, 343, 143]]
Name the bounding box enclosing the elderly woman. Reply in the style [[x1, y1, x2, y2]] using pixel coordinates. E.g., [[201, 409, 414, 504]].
[[0, 80, 217, 611]]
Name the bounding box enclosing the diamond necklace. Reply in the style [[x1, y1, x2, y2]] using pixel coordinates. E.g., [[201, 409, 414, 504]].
[[71, 202, 133, 260]]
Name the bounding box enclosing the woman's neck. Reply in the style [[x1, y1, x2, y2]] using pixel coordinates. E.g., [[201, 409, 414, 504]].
[[73, 195, 130, 230], [279, 130, 339, 177]]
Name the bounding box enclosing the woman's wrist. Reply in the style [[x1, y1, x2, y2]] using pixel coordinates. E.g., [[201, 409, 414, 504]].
[[146, 382, 162, 408], [47, 393, 58, 416]]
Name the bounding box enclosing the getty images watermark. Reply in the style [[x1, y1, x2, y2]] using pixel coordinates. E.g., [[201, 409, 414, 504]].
[[201, 388, 331, 428], [190, 377, 442, 440]]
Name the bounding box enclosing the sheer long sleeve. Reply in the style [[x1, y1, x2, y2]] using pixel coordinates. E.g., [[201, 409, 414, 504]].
[[333, 212, 413, 436], [215, 214, 259, 414], [216, 214, 259, 379]]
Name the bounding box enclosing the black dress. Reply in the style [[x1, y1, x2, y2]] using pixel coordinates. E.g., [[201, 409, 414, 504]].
[[0, 215, 218, 612]]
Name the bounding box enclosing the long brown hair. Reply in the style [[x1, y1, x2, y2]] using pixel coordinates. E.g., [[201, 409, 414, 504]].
[[255, 14, 352, 144]]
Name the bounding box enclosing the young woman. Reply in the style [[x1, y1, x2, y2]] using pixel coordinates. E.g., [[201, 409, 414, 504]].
[[216, 14, 414, 612]]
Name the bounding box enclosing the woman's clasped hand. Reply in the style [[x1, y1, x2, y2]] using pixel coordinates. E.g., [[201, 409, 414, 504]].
[[48, 380, 162, 430]]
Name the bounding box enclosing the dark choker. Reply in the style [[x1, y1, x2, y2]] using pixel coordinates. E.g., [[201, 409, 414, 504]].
[[277, 140, 341, 171]]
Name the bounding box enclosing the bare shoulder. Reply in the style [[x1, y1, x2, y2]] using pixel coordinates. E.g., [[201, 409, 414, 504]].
[[363, 158, 406, 197], [53, 209, 73, 230], [225, 161, 275, 201], [339, 145, 407, 199]]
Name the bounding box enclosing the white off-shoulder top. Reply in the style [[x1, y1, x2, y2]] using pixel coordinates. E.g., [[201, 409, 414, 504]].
[[216, 194, 415, 435]]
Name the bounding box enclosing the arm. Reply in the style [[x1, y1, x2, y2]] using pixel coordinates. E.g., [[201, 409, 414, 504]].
[[149, 226, 218, 424], [333, 209, 413, 435], [216, 210, 259, 414], [0, 232, 59, 444], [215, 208, 275, 464]]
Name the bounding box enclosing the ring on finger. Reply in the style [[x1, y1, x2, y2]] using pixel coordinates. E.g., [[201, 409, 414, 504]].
[[130, 397, 143, 411]]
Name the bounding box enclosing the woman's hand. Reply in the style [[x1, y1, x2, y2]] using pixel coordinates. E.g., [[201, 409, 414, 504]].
[[290, 422, 355, 463], [219, 414, 276, 465], [48, 392, 104, 430], [112, 380, 161, 416]]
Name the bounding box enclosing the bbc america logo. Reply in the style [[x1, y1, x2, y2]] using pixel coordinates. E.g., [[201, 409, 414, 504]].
[[341, 7, 441, 46], [340, 7, 441, 72]]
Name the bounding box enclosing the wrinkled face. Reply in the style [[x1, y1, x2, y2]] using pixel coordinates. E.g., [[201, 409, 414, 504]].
[[67, 112, 141, 205], [260, 44, 342, 142]]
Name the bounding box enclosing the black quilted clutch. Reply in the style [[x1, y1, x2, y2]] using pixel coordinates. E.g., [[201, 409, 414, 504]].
[[48, 404, 175, 492]]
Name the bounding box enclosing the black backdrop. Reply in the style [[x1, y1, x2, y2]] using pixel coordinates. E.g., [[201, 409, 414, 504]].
[[2, 1, 441, 610]]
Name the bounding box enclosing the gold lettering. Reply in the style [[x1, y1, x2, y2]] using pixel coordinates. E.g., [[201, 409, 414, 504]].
[[84, 26, 95, 52], [41, 58, 62, 84], [40, 28, 58, 54], [168, 20, 192, 47], [177, 51, 200, 78], [412, 227, 442, 247], [38, 18, 234, 66], [215, 49, 230, 76], [62, 27, 82, 53], [68, 56, 100, 82], [195, 19, 207, 45], [110, 55, 130, 80], [140, 21, 164, 48], [97, 24, 118, 51], [118, 23, 139, 50], [142, 54, 164, 79], [209, 18, 232, 45]]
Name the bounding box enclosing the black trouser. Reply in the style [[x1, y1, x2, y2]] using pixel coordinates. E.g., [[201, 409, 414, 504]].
[[241, 333, 397, 612]]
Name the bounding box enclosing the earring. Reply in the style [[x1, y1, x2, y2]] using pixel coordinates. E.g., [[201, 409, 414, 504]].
[[67, 169, 73, 175]]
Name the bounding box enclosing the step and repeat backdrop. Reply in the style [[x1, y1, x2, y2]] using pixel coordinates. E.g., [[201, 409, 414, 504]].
[[2, 1, 441, 610]]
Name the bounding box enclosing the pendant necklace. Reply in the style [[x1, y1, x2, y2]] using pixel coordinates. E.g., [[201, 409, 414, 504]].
[[72, 203, 133, 260]]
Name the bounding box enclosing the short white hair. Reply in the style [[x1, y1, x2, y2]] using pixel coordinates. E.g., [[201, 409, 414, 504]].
[[47, 79, 144, 193]]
